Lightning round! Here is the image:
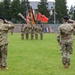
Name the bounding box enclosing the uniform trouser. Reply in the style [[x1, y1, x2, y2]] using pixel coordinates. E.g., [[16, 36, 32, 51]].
[[60, 42, 73, 65], [31, 33, 34, 40], [35, 33, 38, 40], [21, 33, 24, 40], [40, 33, 43, 40], [26, 33, 29, 40], [0, 44, 8, 68]]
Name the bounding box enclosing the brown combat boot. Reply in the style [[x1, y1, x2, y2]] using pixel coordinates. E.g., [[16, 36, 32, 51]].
[[64, 64, 67, 68], [66, 64, 69, 68], [1, 67, 8, 70]]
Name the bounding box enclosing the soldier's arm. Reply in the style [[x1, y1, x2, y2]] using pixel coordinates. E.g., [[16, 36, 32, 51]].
[[68, 19, 75, 28], [4, 19, 14, 29], [7, 24, 14, 30], [57, 27, 61, 44]]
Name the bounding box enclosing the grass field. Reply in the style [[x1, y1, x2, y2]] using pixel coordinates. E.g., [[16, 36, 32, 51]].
[[0, 33, 75, 75]]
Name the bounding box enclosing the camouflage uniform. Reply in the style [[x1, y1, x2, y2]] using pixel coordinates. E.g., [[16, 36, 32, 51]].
[[24, 25, 31, 40], [10, 29, 14, 35], [30, 25, 35, 40], [0, 22, 14, 69], [57, 23, 74, 66], [21, 24, 24, 40], [39, 25, 43, 40], [35, 25, 39, 40]]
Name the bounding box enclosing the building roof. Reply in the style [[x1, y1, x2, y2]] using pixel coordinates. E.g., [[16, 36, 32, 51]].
[[30, 1, 54, 10]]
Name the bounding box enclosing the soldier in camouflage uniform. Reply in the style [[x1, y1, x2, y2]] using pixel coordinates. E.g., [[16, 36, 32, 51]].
[[57, 16, 75, 68], [24, 24, 31, 40], [34, 24, 39, 40], [0, 16, 14, 70], [39, 25, 43, 40], [21, 24, 24, 40], [10, 29, 14, 35], [30, 25, 35, 40]]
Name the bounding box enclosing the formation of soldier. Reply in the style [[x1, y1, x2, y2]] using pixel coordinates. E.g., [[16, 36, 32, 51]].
[[0, 14, 75, 71], [21, 24, 43, 40]]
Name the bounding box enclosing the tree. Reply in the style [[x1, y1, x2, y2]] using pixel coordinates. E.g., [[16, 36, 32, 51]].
[[0, 2, 4, 16], [55, 0, 68, 23], [73, 6, 75, 20], [20, 0, 30, 18], [0, 0, 11, 20], [11, 0, 21, 21], [69, 5, 74, 19], [37, 0, 50, 18]]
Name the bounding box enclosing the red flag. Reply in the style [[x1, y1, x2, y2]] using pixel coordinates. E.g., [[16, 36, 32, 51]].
[[37, 12, 48, 23]]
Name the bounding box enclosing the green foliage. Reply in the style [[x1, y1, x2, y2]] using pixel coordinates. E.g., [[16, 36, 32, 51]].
[[0, 2, 4, 16], [0, 33, 75, 75], [55, 0, 68, 22], [0, 0, 11, 20], [73, 6, 75, 20], [37, 0, 50, 18], [20, 0, 30, 18], [10, 0, 21, 20]]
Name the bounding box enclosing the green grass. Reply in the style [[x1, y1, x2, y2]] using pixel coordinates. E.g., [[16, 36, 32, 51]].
[[0, 33, 75, 75]]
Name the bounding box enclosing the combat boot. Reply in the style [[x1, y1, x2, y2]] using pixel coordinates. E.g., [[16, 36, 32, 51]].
[[0, 68, 1, 70], [1, 67, 8, 70], [66, 64, 69, 68], [64, 64, 67, 68]]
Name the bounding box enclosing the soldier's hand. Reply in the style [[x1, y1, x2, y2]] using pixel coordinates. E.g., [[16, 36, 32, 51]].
[[4, 19, 8, 23], [68, 19, 74, 23]]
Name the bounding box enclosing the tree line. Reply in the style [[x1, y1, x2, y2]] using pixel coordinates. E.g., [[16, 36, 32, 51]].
[[0, 0, 74, 24]]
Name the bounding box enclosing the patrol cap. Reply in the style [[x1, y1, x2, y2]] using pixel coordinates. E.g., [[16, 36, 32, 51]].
[[0, 16, 5, 21], [63, 16, 69, 20]]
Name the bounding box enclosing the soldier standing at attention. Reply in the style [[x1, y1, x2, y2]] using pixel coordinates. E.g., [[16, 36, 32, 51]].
[[30, 25, 35, 40], [21, 24, 24, 40], [35, 24, 39, 40], [57, 16, 75, 68], [24, 25, 30, 40], [39, 25, 43, 40], [0, 16, 14, 70]]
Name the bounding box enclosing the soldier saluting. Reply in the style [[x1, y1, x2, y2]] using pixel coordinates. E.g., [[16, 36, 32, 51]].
[[0, 16, 14, 70], [57, 16, 75, 68]]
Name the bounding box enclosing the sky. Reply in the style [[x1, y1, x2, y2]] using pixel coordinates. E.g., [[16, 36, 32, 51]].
[[29, 0, 75, 9]]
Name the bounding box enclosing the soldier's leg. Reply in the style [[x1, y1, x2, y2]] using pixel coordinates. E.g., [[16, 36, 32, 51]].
[[66, 45, 72, 68], [31, 34, 34, 40], [35, 34, 38, 40], [62, 51, 67, 65], [41, 33, 43, 40], [0, 46, 2, 69], [66, 52, 70, 68], [21, 33, 24, 40], [61, 44, 67, 68], [11, 30, 13, 35], [1, 44, 8, 69], [26, 33, 29, 40]]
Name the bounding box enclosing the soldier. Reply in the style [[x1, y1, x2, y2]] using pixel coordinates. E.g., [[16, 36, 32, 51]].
[[57, 16, 75, 68], [0, 16, 14, 70], [24, 25, 30, 40], [21, 24, 24, 40], [39, 25, 43, 40], [35, 24, 39, 40], [30, 25, 35, 40], [10, 29, 14, 35]]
